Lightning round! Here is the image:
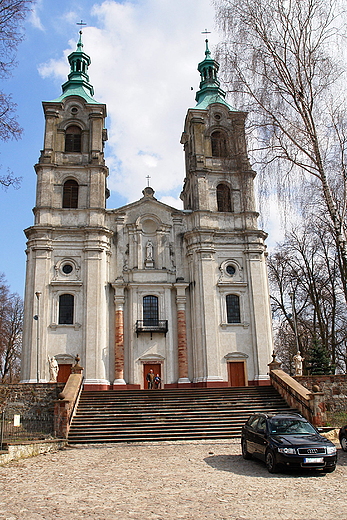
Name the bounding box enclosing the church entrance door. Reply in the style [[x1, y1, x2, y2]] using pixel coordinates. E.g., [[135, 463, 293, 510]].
[[228, 361, 246, 387], [57, 364, 72, 383], [143, 363, 161, 390]]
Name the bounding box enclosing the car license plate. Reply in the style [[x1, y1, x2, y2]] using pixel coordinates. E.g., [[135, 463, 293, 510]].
[[303, 457, 324, 463]]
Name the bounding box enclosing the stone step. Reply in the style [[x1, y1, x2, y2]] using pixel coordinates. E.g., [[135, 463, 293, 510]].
[[68, 386, 294, 444]]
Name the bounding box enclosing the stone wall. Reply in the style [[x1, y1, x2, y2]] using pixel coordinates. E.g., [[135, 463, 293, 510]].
[[0, 383, 65, 416], [296, 375, 347, 413]]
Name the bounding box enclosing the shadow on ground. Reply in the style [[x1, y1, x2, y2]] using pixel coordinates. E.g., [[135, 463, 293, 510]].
[[204, 452, 341, 478]]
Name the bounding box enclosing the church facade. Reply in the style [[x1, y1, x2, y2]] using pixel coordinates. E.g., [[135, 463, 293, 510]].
[[20, 34, 273, 390]]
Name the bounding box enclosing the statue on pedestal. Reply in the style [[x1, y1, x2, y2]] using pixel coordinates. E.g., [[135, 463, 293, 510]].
[[293, 351, 304, 376], [48, 356, 59, 382]]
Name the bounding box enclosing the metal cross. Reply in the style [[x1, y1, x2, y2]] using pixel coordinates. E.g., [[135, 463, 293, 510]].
[[202, 29, 211, 35], [146, 175, 151, 187], [77, 20, 87, 28]]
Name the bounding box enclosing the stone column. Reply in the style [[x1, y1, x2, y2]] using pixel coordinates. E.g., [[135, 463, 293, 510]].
[[112, 282, 126, 385], [175, 283, 190, 383]]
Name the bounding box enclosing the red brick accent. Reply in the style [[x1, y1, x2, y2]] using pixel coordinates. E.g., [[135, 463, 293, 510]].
[[177, 309, 188, 379], [115, 309, 124, 380]]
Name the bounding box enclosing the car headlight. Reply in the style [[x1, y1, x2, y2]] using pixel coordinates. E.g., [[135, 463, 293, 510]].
[[326, 446, 337, 455], [278, 447, 296, 454]]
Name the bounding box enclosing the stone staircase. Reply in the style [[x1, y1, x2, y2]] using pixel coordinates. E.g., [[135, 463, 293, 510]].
[[68, 386, 295, 444]]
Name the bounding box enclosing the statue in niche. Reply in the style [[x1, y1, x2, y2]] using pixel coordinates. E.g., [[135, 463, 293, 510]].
[[145, 239, 154, 268], [123, 243, 129, 271], [48, 356, 59, 382], [146, 240, 154, 260]]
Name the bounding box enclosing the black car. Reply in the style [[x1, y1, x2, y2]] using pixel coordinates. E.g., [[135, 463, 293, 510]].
[[241, 412, 337, 473], [339, 425, 347, 451]]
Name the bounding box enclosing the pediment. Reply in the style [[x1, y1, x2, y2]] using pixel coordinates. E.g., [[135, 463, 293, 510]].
[[224, 352, 249, 360]]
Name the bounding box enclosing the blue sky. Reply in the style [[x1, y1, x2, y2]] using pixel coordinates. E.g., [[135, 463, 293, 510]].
[[0, 0, 281, 298]]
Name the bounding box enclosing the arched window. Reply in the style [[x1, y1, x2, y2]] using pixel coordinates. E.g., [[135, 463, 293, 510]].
[[65, 125, 81, 152], [217, 183, 232, 212], [226, 294, 241, 324], [58, 294, 74, 324], [211, 131, 227, 157], [63, 180, 79, 208], [143, 295, 159, 326]]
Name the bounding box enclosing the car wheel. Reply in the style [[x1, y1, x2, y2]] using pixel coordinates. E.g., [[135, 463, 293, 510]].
[[241, 438, 252, 460], [265, 449, 279, 473], [340, 435, 347, 452]]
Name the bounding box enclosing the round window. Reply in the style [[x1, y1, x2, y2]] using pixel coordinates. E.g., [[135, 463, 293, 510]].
[[226, 264, 235, 276], [71, 107, 78, 115], [62, 263, 73, 274]]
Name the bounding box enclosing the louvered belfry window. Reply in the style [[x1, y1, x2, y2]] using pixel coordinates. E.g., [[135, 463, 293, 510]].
[[211, 131, 227, 157], [217, 183, 232, 212], [65, 125, 82, 152], [63, 180, 79, 209]]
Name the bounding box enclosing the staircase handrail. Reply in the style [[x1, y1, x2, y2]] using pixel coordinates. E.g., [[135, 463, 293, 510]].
[[270, 369, 326, 426], [54, 373, 84, 438]]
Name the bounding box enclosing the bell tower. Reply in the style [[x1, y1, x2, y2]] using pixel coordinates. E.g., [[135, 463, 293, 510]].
[[181, 41, 273, 386], [21, 32, 111, 385], [35, 31, 108, 225], [180, 40, 257, 224]]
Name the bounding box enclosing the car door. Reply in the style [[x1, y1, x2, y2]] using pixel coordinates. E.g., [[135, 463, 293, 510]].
[[244, 415, 260, 455], [253, 416, 268, 460]]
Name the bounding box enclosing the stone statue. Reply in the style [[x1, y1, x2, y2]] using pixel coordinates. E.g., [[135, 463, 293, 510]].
[[146, 240, 153, 260], [293, 351, 304, 376], [48, 356, 59, 382]]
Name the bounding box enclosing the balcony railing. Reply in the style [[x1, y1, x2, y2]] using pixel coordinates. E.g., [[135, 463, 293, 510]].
[[135, 320, 168, 337]]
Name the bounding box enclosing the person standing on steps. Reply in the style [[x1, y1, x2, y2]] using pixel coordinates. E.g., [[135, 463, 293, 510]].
[[154, 374, 161, 389], [146, 369, 155, 389]]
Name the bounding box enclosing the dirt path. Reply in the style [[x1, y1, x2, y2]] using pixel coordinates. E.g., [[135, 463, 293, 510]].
[[0, 440, 346, 520]]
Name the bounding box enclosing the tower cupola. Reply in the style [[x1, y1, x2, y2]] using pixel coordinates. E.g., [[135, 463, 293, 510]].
[[54, 31, 99, 103], [195, 39, 235, 110]]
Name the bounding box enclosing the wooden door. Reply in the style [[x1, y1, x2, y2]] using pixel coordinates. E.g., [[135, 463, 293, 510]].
[[228, 361, 246, 387], [57, 364, 72, 383], [143, 363, 161, 389]]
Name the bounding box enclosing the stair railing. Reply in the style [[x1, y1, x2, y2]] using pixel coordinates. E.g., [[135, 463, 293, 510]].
[[269, 361, 327, 426], [54, 373, 84, 438]]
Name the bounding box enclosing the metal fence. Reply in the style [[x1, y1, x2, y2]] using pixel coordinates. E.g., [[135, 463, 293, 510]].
[[0, 410, 54, 450]]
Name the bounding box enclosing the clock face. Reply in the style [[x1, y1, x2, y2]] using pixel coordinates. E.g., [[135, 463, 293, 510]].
[[226, 264, 235, 276]]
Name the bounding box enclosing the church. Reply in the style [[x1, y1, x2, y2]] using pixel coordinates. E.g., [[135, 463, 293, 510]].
[[20, 33, 273, 390]]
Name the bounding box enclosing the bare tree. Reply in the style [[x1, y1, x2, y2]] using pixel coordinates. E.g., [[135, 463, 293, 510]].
[[0, 0, 33, 188], [0, 273, 23, 382], [268, 219, 347, 373], [214, 0, 347, 302]]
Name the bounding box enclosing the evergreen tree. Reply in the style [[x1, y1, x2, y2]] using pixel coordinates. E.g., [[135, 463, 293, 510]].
[[308, 338, 334, 375]]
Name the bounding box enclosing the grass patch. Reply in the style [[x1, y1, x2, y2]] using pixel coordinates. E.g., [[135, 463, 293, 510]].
[[326, 411, 347, 427]]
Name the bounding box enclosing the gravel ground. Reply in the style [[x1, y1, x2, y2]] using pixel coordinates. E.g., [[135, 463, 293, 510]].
[[0, 439, 346, 520]]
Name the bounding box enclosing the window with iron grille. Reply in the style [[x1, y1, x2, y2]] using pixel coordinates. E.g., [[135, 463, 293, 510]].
[[143, 295, 159, 326], [226, 294, 241, 323], [58, 294, 74, 324], [65, 125, 82, 152], [211, 131, 227, 157], [217, 183, 232, 212], [63, 180, 79, 208]]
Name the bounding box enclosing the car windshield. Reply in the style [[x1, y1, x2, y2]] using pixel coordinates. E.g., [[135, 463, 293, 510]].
[[269, 418, 317, 435]]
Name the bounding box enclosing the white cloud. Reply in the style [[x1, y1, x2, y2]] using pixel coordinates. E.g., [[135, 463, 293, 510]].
[[28, 1, 44, 31], [38, 0, 217, 204]]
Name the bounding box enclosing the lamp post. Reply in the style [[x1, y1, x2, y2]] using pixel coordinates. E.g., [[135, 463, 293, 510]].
[[289, 292, 300, 354], [34, 291, 41, 383]]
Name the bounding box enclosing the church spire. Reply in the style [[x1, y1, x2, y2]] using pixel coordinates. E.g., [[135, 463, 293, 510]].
[[194, 39, 235, 110], [53, 31, 101, 104]]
